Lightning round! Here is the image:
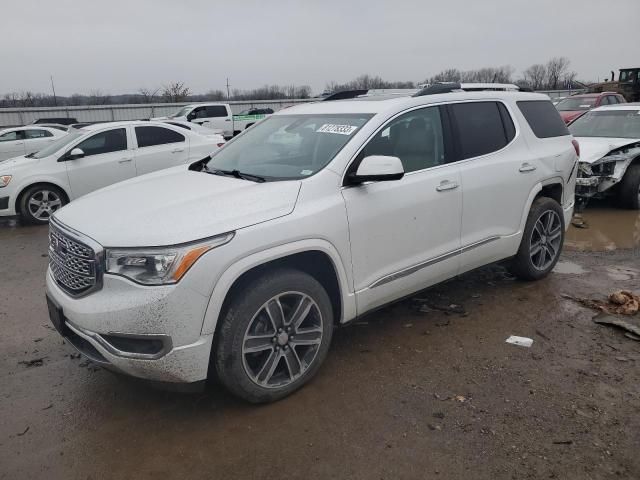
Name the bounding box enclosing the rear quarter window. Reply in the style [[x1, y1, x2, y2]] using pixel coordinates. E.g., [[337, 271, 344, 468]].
[[517, 101, 569, 138]]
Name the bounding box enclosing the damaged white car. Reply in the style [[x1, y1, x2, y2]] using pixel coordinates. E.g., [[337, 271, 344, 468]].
[[569, 104, 640, 209]]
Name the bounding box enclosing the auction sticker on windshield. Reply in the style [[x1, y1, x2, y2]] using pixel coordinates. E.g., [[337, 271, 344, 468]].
[[317, 124, 358, 135]]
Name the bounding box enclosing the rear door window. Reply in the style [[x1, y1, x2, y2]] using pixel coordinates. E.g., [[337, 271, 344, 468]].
[[449, 102, 510, 160], [76, 128, 128, 157], [135, 126, 185, 148], [517, 101, 570, 138]]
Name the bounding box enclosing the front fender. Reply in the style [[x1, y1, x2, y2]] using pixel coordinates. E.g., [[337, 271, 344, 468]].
[[11, 176, 71, 211], [199, 238, 356, 336]]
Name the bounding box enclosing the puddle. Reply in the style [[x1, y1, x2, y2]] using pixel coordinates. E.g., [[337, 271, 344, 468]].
[[606, 266, 638, 281], [565, 207, 640, 252], [553, 261, 586, 275]]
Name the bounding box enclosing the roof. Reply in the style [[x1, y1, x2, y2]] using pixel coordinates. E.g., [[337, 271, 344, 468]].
[[277, 91, 550, 116], [591, 104, 640, 112], [80, 120, 169, 131]]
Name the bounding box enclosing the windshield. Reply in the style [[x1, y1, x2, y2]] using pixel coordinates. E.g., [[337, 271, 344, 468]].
[[556, 97, 597, 111], [169, 107, 191, 118], [206, 114, 373, 180], [33, 132, 83, 158], [569, 110, 640, 139]]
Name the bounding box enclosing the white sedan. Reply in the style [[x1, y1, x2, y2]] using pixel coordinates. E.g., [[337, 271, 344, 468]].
[[0, 126, 66, 162], [0, 121, 225, 224]]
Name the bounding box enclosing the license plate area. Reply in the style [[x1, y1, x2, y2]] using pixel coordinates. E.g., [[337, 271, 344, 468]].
[[46, 294, 65, 335]]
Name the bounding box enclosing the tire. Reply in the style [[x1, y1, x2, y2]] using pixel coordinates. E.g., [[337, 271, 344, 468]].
[[19, 185, 67, 225], [214, 268, 334, 403], [616, 163, 640, 209], [509, 197, 565, 281]]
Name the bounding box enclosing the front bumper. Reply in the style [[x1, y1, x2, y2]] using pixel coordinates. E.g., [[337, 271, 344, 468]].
[[46, 269, 214, 384]]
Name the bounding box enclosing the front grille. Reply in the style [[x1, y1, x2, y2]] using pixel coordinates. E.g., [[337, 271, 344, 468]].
[[49, 221, 102, 297]]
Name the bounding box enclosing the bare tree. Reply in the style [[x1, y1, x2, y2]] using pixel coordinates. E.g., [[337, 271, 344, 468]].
[[162, 82, 191, 103], [87, 89, 111, 105], [138, 87, 160, 103], [546, 57, 571, 90], [522, 64, 547, 90]]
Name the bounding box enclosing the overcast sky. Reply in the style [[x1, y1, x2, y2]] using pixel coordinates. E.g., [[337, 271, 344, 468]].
[[2, 0, 637, 96]]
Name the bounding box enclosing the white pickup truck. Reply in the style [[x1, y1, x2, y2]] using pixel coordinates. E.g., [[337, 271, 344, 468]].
[[152, 103, 273, 138]]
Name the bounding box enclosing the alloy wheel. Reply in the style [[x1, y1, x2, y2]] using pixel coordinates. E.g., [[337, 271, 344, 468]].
[[242, 291, 323, 389], [28, 190, 62, 221], [529, 210, 562, 270]]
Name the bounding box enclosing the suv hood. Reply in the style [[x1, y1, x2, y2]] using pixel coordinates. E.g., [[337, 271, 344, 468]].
[[55, 167, 301, 246], [575, 137, 640, 164]]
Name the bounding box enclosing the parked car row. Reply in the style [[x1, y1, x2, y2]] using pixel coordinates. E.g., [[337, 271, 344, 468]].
[[44, 86, 580, 403], [0, 121, 225, 223]]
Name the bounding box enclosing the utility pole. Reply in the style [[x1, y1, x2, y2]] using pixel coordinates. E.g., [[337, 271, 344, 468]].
[[50, 75, 58, 106], [226, 78, 231, 100]]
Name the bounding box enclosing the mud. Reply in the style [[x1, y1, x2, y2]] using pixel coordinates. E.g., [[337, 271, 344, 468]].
[[566, 206, 640, 252], [1, 214, 640, 479]]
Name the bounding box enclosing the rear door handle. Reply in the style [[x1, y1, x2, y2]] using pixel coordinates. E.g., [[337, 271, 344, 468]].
[[171, 148, 184, 153], [118, 157, 133, 163], [519, 163, 536, 172], [436, 180, 459, 192]]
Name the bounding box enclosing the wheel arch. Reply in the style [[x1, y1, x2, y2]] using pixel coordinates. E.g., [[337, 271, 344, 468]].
[[517, 177, 565, 234], [15, 180, 71, 214], [200, 240, 356, 337]]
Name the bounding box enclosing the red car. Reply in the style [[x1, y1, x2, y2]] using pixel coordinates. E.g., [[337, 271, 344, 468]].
[[555, 92, 626, 124]]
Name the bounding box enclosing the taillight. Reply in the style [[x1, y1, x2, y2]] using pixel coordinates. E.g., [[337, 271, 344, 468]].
[[572, 139, 580, 157]]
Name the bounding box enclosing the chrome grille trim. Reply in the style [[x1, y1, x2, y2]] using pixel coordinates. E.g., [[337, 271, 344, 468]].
[[48, 217, 104, 298]]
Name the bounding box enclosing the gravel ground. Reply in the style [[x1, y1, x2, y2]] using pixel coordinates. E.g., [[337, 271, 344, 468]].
[[1, 215, 639, 480]]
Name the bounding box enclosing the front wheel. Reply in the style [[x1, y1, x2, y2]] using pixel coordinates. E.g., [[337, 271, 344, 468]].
[[616, 163, 640, 209], [214, 268, 334, 403], [509, 197, 565, 281], [19, 185, 67, 225]]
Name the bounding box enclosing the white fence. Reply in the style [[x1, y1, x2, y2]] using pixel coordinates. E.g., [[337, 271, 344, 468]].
[[0, 99, 312, 128], [0, 89, 590, 127]]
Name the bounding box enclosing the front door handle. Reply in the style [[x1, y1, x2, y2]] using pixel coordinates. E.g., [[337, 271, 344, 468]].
[[519, 163, 536, 172], [171, 148, 184, 153], [118, 157, 133, 163], [436, 180, 459, 192]]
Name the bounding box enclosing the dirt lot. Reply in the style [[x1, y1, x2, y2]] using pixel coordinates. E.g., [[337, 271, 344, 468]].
[[1, 208, 639, 480]]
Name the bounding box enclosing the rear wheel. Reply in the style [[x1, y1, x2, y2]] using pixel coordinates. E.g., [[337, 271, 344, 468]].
[[509, 197, 564, 281], [616, 163, 640, 209], [19, 185, 67, 225], [214, 268, 334, 403]]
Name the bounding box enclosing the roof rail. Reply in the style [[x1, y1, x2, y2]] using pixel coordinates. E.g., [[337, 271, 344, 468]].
[[322, 89, 369, 101], [413, 82, 520, 97], [413, 83, 463, 97]]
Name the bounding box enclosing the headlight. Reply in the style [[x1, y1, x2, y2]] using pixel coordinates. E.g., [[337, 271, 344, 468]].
[[105, 232, 234, 285], [0, 175, 11, 187]]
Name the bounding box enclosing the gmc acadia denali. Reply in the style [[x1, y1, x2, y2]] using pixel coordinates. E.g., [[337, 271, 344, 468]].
[[45, 87, 578, 403]]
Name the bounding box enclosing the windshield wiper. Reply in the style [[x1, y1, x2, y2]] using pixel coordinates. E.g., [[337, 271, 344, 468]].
[[207, 168, 266, 183]]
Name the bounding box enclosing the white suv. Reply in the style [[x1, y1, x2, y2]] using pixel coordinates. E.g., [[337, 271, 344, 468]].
[[0, 121, 224, 224], [45, 89, 578, 402]]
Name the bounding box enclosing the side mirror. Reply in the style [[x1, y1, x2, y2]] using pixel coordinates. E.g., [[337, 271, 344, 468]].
[[186, 112, 196, 121], [67, 148, 85, 160], [348, 155, 404, 184]]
